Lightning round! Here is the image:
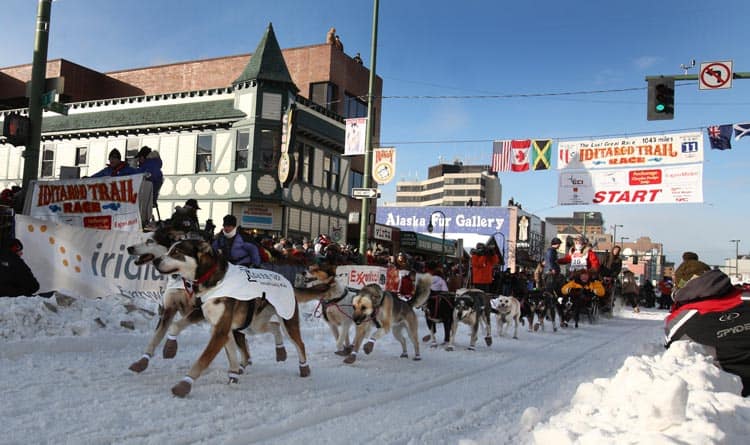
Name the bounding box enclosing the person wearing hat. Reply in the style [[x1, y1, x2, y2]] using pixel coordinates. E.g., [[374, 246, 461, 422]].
[[168, 198, 201, 233], [558, 234, 600, 277], [91, 148, 138, 177], [135, 146, 163, 206], [665, 251, 750, 397], [471, 241, 500, 292], [0, 238, 40, 297], [212, 215, 261, 268]]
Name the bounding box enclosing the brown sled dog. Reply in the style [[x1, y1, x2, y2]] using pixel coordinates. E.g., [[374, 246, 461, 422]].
[[152, 238, 310, 397], [344, 275, 432, 364]]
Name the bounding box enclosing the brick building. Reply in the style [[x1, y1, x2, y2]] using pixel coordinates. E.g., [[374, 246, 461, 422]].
[[0, 24, 383, 245]]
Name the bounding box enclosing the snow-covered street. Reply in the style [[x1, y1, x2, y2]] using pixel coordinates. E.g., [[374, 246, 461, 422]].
[[1, 295, 749, 445]]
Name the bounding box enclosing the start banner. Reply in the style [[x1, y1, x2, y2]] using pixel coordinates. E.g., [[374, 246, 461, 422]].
[[557, 132, 703, 170], [26, 174, 149, 232], [557, 164, 703, 206], [15, 214, 165, 302]]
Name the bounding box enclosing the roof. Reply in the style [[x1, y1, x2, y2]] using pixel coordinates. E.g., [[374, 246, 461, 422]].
[[234, 23, 298, 92], [41, 99, 245, 135]]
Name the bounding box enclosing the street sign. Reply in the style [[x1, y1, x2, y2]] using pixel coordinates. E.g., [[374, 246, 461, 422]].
[[47, 101, 69, 116], [351, 187, 380, 199], [699, 61, 733, 90], [41, 89, 57, 108]]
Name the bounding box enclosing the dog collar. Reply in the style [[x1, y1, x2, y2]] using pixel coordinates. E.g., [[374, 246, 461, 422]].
[[182, 263, 219, 297]]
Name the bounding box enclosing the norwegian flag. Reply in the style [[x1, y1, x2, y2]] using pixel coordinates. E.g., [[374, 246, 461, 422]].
[[491, 140, 512, 172], [511, 139, 531, 172]]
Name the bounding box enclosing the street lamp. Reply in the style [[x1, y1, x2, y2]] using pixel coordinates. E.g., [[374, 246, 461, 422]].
[[581, 212, 596, 239], [620, 236, 629, 247], [612, 224, 623, 249], [730, 240, 741, 279], [427, 210, 446, 266]]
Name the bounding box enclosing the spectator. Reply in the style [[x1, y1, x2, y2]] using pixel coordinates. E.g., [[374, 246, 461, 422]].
[[135, 146, 163, 206], [601, 245, 623, 280], [470, 242, 499, 292], [212, 214, 260, 268], [0, 239, 41, 297], [621, 269, 640, 313], [91, 149, 138, 178], [169, 199, 201, 233], [665, 251, 750, 397], [398, 270, 416, 301]]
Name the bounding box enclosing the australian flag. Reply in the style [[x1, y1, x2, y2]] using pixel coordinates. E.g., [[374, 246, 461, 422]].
[[707, 125, 732, 150]]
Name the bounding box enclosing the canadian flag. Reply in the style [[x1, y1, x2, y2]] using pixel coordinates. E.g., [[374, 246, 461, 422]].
[[511, 139, 531, 172]]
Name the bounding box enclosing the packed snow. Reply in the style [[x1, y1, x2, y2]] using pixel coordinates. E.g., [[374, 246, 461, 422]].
[[1, 293, 749, 445]]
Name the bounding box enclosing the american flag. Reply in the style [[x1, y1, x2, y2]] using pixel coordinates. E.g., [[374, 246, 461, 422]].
[[491, 140, 512, 172]]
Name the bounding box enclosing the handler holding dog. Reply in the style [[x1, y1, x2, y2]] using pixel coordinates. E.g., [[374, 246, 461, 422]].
[[213, 215, 261, 268]]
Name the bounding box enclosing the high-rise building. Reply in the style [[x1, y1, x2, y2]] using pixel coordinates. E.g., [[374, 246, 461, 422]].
[[392, 161, 500, 207]]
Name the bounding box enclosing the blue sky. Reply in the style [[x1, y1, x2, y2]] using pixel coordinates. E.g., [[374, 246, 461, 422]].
[[2, 0, 750, 266]]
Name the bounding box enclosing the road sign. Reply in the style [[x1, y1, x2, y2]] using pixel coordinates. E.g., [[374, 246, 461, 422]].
[[700, 61, 733, 90], [47, 101, 69, 116], [351, 187, 380, 199], [41, 89, 57, 108]]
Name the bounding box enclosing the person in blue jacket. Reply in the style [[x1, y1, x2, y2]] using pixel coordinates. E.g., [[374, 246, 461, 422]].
[[212, 215, 260, 268], [91, 149, 138, 177], [135, 146, 163, 205]]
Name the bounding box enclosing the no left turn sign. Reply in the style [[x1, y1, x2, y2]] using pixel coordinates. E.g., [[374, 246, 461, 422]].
[[700, 61, 733, 90]]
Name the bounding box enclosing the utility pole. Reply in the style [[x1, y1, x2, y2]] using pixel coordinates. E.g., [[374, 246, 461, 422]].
[[358, 0, 379, 262], [23, 0, 53, 190], [731, 240, 740, 279], [612, 224, 623, 249]]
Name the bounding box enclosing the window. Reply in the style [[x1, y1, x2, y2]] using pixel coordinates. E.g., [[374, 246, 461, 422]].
[[323, 153, 340, 191], [235, 130, 250, 170], [344, 92, 367, 118], [126, 137, 140, 166], [75, 146, 88, 166], [349, 170, 363, 195], [310, 82, 338, 113], [254, 129, 278, 171], [195, 134, 213, 173], [299, 143, 313, 183], [41, 144, 55, 177]]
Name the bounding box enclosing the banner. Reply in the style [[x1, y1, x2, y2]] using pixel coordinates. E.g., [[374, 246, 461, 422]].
[[27, 174, 148, 232], [557, 164, 703, 206], [376, 206, 509, 236], [344, 117, 367, 156], [15, 215, 165, 302], [557, 132, 703, 170], [372, 147, 396, 184]]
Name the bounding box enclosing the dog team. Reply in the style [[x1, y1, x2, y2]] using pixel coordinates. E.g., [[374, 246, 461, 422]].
[[125, 225, 581, 398]]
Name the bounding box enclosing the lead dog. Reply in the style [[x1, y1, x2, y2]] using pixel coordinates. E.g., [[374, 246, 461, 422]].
[[489, 295, 522, 339], [449, 288, 493, 351], [152, 238, 310, 397], [345, 276, 432, 364]]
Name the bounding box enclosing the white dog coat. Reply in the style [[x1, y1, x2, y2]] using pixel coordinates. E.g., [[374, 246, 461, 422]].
[[197, 264, 296, 320]]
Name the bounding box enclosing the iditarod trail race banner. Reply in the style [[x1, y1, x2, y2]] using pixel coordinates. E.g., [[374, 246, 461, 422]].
[[15, 215, 165, 303], [26, 174, 149, 232], [557, 164, 703, 206], [557, 132, 703, 170]]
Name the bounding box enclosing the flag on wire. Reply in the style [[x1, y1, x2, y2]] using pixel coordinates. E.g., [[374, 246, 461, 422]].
[[491, 140, 512, 172], [510, 139, 531, 172], [531, 139, 551, 170], [733, 122, 750, 140], [707, 125, 733, 150]]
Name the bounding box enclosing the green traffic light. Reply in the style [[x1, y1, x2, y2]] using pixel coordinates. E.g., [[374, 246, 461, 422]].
[[655, 104, 665, 112]]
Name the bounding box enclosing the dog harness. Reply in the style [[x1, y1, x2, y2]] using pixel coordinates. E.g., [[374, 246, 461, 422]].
[[181, 263, 219, 298], [316, 287, 354, 322]]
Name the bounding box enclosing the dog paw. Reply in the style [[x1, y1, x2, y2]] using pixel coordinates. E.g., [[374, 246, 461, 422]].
[[275, 347, 287, 362], [513, 336, 518, 340], [343, 345, 353, 355], [128, 357, 149, 373], [445, 346, 454, 352], [299, 364, 311, 377], [171, 381, 191, 398], [484, 336, 492, 346], [430, 343, 438, 349], [422, 335, 432, 342], [413, 355, 421, 361], [467, 346, 476, 351], [163, 339, 178, 359], [334, 349, 349, 356], [400, 352, 409, 358], [363, 341, 375, 354], [533, 323, 540, 332], [343, 354, 357, 364]]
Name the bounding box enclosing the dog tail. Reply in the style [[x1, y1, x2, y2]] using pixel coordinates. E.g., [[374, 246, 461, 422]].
[[408, 273, 433, 308]]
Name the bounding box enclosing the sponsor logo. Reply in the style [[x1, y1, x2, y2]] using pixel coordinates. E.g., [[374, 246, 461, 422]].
[[717, 322, 750, 339]]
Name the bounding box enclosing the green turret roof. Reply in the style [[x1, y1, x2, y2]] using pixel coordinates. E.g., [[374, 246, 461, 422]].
[[234, 23, 298, 92]]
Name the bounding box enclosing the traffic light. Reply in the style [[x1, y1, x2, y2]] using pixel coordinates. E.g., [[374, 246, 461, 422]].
[[1, 113, 31, 147], [647, 78, 675, 121]]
